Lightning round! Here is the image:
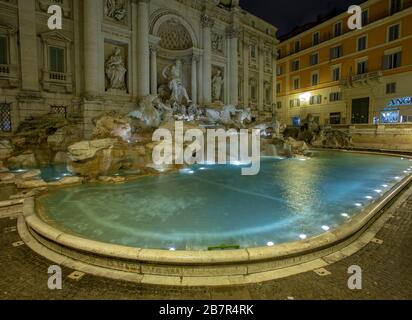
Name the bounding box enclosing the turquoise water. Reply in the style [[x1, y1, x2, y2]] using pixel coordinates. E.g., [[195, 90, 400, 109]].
[[10, 165, 73, 182], [39, 151, 412, 251]]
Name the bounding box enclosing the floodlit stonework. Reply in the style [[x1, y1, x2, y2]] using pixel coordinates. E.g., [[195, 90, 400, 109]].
[[0, 0, 279, 138]]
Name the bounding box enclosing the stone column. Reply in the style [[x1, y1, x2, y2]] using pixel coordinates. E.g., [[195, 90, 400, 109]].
[[227, 26, 239, 106], [150, 44, 158, 95], [272, 48, 278, 114], [258, 39, 265, 111], [83, 0, 102, 97], [191, 56, 198, 104], [201, 14, 214, 105], [18, 0, 39, 91], [137, 0, 150, 98], [243, 35, 250, 108]]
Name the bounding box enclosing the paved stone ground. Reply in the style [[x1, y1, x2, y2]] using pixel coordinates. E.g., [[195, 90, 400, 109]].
[[1, 193, 411, 300]]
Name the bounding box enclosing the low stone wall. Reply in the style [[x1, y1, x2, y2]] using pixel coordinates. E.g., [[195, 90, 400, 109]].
[[332, 124, 412, 152]]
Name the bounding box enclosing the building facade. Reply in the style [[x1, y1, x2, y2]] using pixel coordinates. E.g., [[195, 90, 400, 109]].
[[276, 0, 412, 126], [0, 0, 278, 137]]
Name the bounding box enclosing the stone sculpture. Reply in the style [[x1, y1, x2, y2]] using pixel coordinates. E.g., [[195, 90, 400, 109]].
[[105, 47, 127, 91], [163, 60, 191, 106], [212, 70, 224, 102], [104, 0, 127, 22]]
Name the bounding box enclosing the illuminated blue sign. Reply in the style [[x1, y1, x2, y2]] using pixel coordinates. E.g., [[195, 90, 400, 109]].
[[387, 97, 412, 107]]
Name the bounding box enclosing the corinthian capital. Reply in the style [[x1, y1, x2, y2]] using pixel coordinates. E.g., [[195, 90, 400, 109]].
[[201, 14, 215, 28], [226, 25, 240, 39]]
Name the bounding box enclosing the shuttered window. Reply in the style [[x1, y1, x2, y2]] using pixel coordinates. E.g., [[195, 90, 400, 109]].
[[383, 52, 402, 70], [0, 36, 7, 65], [49, 46, 65, 73]]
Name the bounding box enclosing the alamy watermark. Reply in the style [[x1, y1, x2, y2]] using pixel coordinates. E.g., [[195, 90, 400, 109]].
[[152, 122, 261, 176]]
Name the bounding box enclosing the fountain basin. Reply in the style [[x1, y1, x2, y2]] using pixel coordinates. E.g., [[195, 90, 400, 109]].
[[19, 151, 412, 285]]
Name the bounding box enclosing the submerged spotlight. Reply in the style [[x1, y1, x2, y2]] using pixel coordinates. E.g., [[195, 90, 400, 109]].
[[299, 234, 307, 240], [382, 184, 389, 188], [267, 241, 275, 247], [365, 196, 373, 200], [341, 213, 349, 218], [355, 203, 362, 207], [321, 225, 330, 231]]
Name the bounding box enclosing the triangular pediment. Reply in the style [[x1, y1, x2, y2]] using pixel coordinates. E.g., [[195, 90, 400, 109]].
[[40, 30, 73, 43]]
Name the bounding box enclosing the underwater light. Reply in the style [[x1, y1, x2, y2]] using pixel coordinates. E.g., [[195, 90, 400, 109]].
[[299, 234, 307, 240], [395, 177, 401, 180], [341, 213, 349, 218], [365, 196, 373, 200], [199, 167, 206, 170], [169, 247, 176, 251], [321, 225, 330, 231], [382, 184, 389, 188], [374, 190, 382, 194], [267, 241, 274, 247], [355, 203, 362, 207]]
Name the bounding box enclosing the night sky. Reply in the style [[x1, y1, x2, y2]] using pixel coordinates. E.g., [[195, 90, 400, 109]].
[[240, 0, 366, 37]]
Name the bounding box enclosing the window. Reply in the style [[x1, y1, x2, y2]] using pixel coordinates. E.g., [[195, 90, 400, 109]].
[[334, 22, 342, 37], [388, 24, 400, 42], [294, 41, 301, 53], [311, 73, 319, 86], [362, 10, 369, 26], [276, 65, 283, 76], [293, 78, 300, 90], [265, 86, 272, 104], [310, 53, 319, 66], [357, 36, 367, 51], [276, 101, 282, 109], [251, 83, 257, 101], [290, 99, 300, 108], [330, 92, 342, 102], [381, 110, 400, 123], [310, 95, 322, 105], [383, 51, 402, 69], [386, 82, 397, 94], [390, 0, 402, 15], [313, 32, 320, 46], [330, 45, 342, 59], [332, 66, 341, 81], [0, 103, 12, 132], [330, 112, 342, 125], [291, 60, 300, 71], [49, 46, 65, 73], [276, 83, 281, 94], [51, 105, 67, 118], [250, 44, 257, 59], [357, 60, 368, 74], [0, 36, 7, 65]]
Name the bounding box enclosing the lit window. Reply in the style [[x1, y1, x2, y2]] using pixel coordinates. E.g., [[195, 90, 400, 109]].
[[330, 112, 341, 124], [276, 65, 283, 76], [294, 41, 301, 53], [250, 44, 257, 59], [276, 83, 281, 94], [310, 95, 322, 105]]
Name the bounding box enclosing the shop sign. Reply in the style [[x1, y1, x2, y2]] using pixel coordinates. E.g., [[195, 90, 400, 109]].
[[387, 97, 412, 107]]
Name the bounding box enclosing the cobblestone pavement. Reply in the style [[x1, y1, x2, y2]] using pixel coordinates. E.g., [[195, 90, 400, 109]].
[[1, 192, 411, 300]]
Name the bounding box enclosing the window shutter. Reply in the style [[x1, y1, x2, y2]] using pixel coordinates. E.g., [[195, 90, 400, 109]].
[[0, 36, 7, 65], [383, 55, 389, 70]]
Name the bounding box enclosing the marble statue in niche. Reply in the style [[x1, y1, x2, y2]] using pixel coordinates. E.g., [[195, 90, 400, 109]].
[[105, 47, 127, 91], [212, 32, 224, 54], [104, 0, 127, 22], [212, 69, 224, 102], [162, 60, 191, 106]]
